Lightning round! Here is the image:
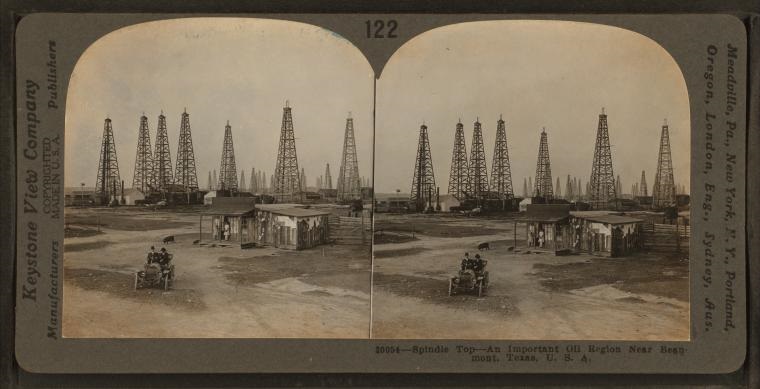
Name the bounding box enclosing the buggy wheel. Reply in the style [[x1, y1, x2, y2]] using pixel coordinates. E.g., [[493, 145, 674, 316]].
[[448, 279, 453, 296], [477, 283, 483, 297], [134, 273, 139, 290]]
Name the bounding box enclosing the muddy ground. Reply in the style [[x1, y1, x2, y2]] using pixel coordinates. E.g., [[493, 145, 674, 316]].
[[63, 207, 371, 338], [371, 213, 689, 340]]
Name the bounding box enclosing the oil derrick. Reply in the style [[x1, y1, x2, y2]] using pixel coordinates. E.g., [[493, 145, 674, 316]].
[[410, 123, 436, 210], [96, 118, 122, 204], [300, 168, 306, 191], [218, 121, 238, 191], [261, 171, 266, 194], [240, 171, 246, 192], [652, 120, 676, 208], [212, 169, 218, 190], [534, 128, 554, 199], [324, 164, 333, 189], [174, 109, 199, 191], [447, 120, 470, 200], [640, 170, 648, 197], [589, 108, 617, 209], [523, 178, 528, 198], [250, 168, 257, 193], [207, 171, 212, 191], [555, 177, 562, 198], [273, 102, 303, 202], [153, 112, 174, 193], [489, 116, 514, 200], [469, 119, 489, 200], [337, 114, 362, 201], [565, 175, 573, 201], [528, 176, 533, 196], [131, 114, 155, 194], [615, 175, 622, 199]]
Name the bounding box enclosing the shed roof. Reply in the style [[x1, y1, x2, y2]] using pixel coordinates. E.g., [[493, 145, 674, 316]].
[[521, 204, 570, 222], [203, 197, 257, 215], [573, 214, 643, 224], [259, 206, 331, 217]]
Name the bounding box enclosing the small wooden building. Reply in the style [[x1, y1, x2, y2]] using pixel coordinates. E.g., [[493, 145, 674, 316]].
[[200, 197, 257, 247], [569, 212, 644, 257], [253, 204, 330, 250], [521, 204, 573, 253]]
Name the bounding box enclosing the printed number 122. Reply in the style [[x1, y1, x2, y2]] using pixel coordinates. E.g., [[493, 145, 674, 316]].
[[366, 20, 398, 38]]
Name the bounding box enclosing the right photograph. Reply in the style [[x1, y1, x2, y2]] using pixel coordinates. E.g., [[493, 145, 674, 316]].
[[372, 20, 691, 340]]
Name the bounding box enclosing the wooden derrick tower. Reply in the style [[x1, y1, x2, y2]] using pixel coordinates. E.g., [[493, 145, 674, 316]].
[[410, 123, 436, 211], [132, 114, 155, 194], [447, 120, 470, 200], [534, 128, 554, 199], [95, 117, 121, 205], [589, 108, 616, 209], [273, 101, 303, 202]]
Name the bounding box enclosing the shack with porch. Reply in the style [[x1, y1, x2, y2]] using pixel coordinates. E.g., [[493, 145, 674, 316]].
[[520, 204, 573, 253], [200, 197, 257, 248], [569, 212, 644, 257], [253, 204, 330, 250]]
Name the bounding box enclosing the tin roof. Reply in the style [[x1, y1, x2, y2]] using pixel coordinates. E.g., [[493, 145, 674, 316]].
[[572, 214, 643, 224], [203, 197, 257, 216], [521, 204, 571, 222], [266, 208, 331, 217]]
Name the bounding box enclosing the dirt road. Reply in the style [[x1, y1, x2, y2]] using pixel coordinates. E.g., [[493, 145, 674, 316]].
[[63, 207, 371, 338], [371, 213, 689, 340]]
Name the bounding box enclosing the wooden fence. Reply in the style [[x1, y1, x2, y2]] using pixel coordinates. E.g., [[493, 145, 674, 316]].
[[329, 214, 370, 245], [641, 222, 690, 252]]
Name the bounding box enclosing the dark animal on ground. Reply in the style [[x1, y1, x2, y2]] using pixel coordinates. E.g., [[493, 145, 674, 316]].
[[507, 246, 514, 251], [163, 235, 175, 243], [192, 239, 200, 245], [478, 242, 490, 251]]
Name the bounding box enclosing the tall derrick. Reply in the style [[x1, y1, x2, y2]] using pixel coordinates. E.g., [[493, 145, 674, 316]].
[[565, 175, 573, 201], [207, 171, 213, 191], [652, 120, 676, 208], [324, 163, 333, 189], [218, 121, 238, 191], [96, 117, 122, 204], [640, 170, 648, 197], [212, 169, 218, 190], [447, 120, 470, 200], [410, 123, 436, 210], [132, 114, 155, 193], [337, 114, 362, 201], [555, 177, 562, 198], [523, 178, 528, 198], [489, 116, 514, 199], [589, 108, 617, 209], [273, 101, 303, 202], [468, 119, 489, 200], [300, 168, 307, 191], [174, 109, 199, 191], [240, 171, 246, 192], [528, 176, 533, 196], [261, 171, 266, 194], [615, 175, 622, 199], [534, 128, 554, 198], [250, 168, 257, 193], [153, 112, 174, 194]]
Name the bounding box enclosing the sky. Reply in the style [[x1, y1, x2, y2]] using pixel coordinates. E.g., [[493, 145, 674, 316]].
[[65, 18, 374, 189], [375, 20, 691, 195]]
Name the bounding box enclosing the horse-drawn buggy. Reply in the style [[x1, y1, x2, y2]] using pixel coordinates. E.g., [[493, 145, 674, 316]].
[[448, 256, 489, 297], [134, 253, 175, 291]]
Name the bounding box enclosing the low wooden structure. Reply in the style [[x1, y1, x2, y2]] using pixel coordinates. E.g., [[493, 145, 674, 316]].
[[200, 197, 257, 248], [253, 204, 330, 250], [520, 204, 573, 253], [569, 212, 644, 257]]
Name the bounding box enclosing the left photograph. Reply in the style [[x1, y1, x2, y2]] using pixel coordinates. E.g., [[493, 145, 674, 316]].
[[63, 18, 374, 338]]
